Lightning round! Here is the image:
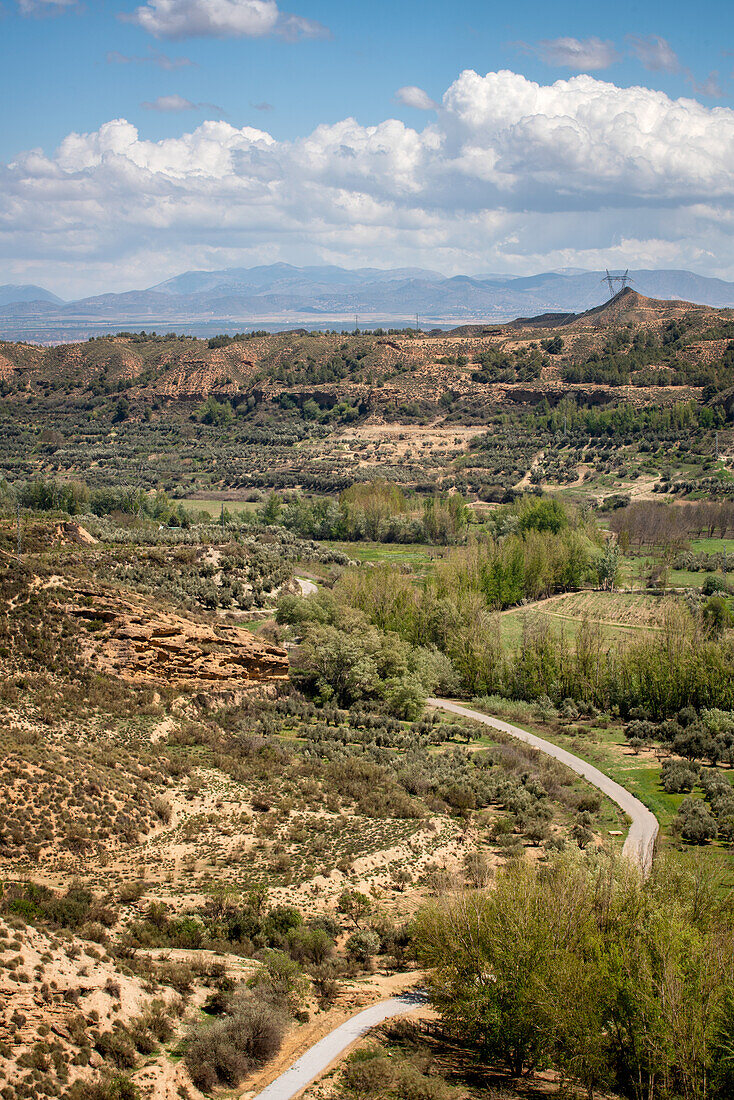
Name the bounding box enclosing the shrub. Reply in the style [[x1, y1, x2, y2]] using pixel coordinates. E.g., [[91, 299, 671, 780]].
[[345, 930, 381, 966], [184, 1018, 248, 1091], [288, 926, 334, 966], [661, 760, 699, 794], [675, 798, 718, 844], [342, 1052, 455, 1100], [310, 961, 341, 1004], [151, 797, 172, 824], [249, 949, 308, 1011], [702, 574, 730, 596], [67, 1076, 141, 1100], [118, 882, 147, 905], [184, 995, 285, 1092], [95, 1028, 137, 1069]]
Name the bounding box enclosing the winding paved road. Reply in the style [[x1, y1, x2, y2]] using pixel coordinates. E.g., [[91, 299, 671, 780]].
[[429, 698, 658, 874], [251, 992, 427, 1100], [251, 693, 658, 1100]]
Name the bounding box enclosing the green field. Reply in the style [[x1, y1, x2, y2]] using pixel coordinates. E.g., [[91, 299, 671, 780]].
[[177, 497, 260, 516], [325, 540, 443, 569], [499, 590, 665, 648], [620, 553, 723, 591], [688, 537, 734, 554]]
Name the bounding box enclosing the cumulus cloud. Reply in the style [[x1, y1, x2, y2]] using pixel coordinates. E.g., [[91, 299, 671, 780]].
[[141, 94, 224, 113], [530, 37, 619, 71], [107, 49, 195, 70], [126, 0, 328, 41], [4, 70, 734, 290], [626, 34, 680, 73], [395, 86, 438, 111]]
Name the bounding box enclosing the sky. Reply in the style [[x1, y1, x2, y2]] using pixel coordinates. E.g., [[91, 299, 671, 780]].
[[1, 0, 734, 297]]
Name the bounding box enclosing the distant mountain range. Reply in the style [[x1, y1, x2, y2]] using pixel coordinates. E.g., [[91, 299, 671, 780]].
[[2, 265, 734, 342], [0, 284, 64, 308]]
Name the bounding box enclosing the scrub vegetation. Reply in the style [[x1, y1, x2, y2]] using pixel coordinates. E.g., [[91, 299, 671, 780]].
[[3, 293, 734, 1099]]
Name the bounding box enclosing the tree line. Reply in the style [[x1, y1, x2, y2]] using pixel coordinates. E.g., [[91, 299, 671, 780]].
[[284, 528, 734, 717], [610, 500, 734, 547], [415, 854, 734, 1100], [262, 480, 470, 545]]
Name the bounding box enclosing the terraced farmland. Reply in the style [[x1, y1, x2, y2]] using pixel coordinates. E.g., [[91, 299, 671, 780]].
[[500, 590, 666, 647]]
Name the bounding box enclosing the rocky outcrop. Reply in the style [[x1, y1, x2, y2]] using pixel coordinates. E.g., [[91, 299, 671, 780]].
[[53, 521, 98, 545], [66, 593, 288, 688]]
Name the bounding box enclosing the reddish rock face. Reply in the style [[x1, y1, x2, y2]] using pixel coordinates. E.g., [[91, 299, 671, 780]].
[[66, 593, 288, 688]]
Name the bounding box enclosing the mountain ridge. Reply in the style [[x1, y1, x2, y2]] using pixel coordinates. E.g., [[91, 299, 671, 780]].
[[0, 284, 65, 307], [2, 266, 734, 343]]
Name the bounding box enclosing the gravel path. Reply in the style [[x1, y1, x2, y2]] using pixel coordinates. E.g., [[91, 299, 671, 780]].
[[429, 698, 658, 875], [252, 992, 427, 1100]]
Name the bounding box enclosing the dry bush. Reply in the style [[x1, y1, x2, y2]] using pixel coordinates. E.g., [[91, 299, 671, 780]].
[[342, 1051, 456, 1100], [66, 1075, 141, 1100], [184, 994, 286, 1092]]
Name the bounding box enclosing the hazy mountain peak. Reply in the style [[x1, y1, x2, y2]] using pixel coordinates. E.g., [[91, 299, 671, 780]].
[[0, 284, 64, 307]]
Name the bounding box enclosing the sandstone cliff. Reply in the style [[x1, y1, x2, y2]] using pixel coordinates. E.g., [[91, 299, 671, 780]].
[[66, 592, 288, 688]]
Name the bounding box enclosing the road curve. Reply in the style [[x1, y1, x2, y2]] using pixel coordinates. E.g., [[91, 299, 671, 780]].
[[252, 992, 427, 1100], [429, 698, 658, 875], [295, 577, 318, 597]]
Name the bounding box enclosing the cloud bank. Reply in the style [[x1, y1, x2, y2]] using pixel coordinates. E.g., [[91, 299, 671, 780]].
[[4, 69, 734, 292]]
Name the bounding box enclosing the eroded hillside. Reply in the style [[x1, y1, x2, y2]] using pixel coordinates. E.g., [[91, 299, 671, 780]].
[[0, 289, 732, 507], [0, 511, 636, 1099]]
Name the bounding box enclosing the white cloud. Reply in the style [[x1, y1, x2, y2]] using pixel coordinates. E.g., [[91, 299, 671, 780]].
[[531, 37, 619, 71], [275, 13, 329, 41], [395, 86, 438, 111], [4, 70, 734, 292], [50, 117, 273, 175], [141, 94, 224, 113], [626, 34, 680, 73], [126, 0, 328, 41], [17, 0, 77, 14], [142, 94, 195, 111]]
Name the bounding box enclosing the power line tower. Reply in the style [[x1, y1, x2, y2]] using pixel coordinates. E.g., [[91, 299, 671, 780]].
[[601, 269, 632, 299]]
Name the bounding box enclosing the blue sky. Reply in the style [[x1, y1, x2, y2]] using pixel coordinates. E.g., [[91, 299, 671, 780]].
[[3, 0, 732, 158], [2, 0, 734, 295]]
